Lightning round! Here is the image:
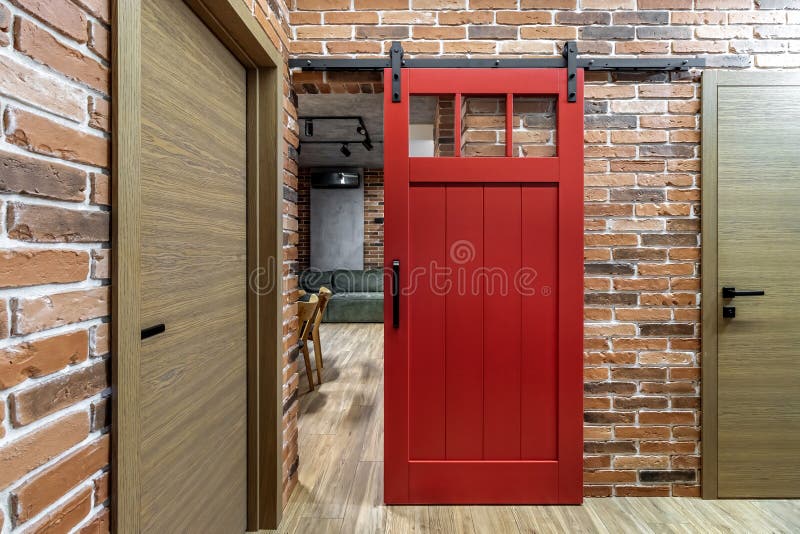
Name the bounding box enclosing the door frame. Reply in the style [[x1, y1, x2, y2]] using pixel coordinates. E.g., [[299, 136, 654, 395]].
[[113, 1, 284, 530], [701, 70, 800, 499]]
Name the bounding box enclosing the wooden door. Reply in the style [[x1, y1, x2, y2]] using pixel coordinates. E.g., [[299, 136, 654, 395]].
[[138, 1, 248, 530], [703, 71, 800, 498], [384, 69, 584, 504]]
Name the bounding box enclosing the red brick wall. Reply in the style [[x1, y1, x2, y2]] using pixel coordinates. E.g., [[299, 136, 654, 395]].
[[363, 168, 384, 269], [0, 0, 112, 530], [0, 0, 299, 531], [296, 168, 311, 270], [285, 0, 800, 498]]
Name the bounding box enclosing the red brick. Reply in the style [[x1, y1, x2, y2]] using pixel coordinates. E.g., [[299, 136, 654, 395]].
[[10, 0, 88, 42], [615, 426, 671, 439], [413, 26, 465, 40], [438, 10, 493, 25], [0, 150, 86, 201], [613, 456, 669, 469], [616, 485, 670, 496], [584, 485, 612, 496], [0, 249, 89, 288], [325, 12, 379, 24], [520, 26, 577, 40], [73, 0, 110, 24], [639, 412, 695, 425], [77, 508, 109, 533], [4, 108, 109, 168], [7, 202, 110, 243], [88, 96, 110, 132], [91, 249, 110, 280], [521, 0, 576, 6], [90, 172, 110, 206], [584, 470, 637, 483], [10, 360, 107, 426], [12, 286, 108, 335], [0, 411, 89, 490], [695, 0, 750, 8], [354, 0, 407, 8], [296, 0, 350, 9], [19, 485, 92, 533], [14, 18, 108, 93], [0, 54, 85, 121], [673, 484, 701, 497], [0, 329, 89, 389], [638, 0, 691, 7], [496, 11, 551, 24], [412, 0, 466, 8], [93, 470, 109, 503], [12, 434, 109, 522]]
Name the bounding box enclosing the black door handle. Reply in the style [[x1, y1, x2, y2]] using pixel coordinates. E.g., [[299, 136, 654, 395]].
[[392, 260, 400, 329], [141, 323, 165, 340], [722, 287, 765, 299]]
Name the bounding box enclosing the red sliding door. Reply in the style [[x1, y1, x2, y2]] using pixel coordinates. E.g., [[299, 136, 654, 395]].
[[384, 68, 584, 504]]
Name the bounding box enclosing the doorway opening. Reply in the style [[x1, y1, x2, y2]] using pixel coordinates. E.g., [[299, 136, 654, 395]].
[[283, 66, 583, 528]]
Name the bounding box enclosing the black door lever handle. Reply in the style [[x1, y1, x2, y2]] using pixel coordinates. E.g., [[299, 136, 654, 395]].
[[141, 323, 165, 340], [722, 287, 765, 299], [392, 260, 400, 329]]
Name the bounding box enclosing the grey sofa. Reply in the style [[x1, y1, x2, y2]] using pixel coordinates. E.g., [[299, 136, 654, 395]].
[[299, 269, 384, 323]]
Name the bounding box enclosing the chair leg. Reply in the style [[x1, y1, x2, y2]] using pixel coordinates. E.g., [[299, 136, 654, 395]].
[[312, 328, 323, 384], [301, 343, 314, 391]]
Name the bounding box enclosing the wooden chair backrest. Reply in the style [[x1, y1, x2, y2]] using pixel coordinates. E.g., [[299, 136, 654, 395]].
[[298, 295, 319, 340], [313, 286, 332, 329]]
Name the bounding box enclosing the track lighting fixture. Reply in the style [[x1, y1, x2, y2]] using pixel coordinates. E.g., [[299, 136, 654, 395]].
[[340, 143, 351, 157], [362, 139, 373, 151], [304, 119, 313, 137], [356, 125, 366, 135]]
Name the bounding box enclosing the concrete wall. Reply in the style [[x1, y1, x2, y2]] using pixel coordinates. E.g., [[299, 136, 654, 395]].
[[310, 173, 365, 270]]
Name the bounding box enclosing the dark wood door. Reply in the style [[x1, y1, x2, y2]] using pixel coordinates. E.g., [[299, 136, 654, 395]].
[[139, 0, 247, 530], [384, 69, 584, 504]]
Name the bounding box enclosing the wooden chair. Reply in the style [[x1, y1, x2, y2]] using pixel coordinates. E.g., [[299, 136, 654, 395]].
[[297, 294, 319, 391], [306, 287, 332, 374]]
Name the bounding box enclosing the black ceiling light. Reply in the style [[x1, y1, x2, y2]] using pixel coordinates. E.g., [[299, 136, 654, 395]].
[[304, 119, 313, 137], [362, 139, 373, 151], [340, 143, 351, 157], [356, 125, 366, 135]]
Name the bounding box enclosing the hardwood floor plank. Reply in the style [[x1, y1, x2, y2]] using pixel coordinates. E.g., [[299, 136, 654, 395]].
[[360, 383, 384, 462], [285, 324, 800, 534], [469, 506, 520, 534], [340, 461, 385, 534]]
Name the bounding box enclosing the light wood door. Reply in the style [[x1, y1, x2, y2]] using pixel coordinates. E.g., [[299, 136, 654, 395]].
[[707, 72, 800, 498], [139, 0, 247, 530]]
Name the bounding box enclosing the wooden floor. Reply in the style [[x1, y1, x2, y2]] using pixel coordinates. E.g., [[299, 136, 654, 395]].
[[280, 323, 800, 533]]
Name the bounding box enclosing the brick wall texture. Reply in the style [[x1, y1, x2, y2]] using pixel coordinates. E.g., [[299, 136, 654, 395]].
[[363, 168, 385, 269], [0, 0, 298, 531], [0, 0, 796, 528]]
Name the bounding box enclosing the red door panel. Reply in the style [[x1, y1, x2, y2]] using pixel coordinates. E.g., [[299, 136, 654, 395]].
[[385, 68, 584, 504], [521, 185, 559, 460], [409, 186, 446, 460], [444, 186, 484, 460], [483, 185, 522, 460]]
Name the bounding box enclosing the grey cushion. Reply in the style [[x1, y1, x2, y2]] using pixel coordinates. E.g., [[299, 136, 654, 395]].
[[332, 269, 384, 293], [299, 270, 335, 293], [324, 294, 383, 323]]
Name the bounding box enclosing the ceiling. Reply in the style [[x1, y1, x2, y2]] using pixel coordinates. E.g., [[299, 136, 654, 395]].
[[297, 93, 383, 168], [297, 93, 437, 168]]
